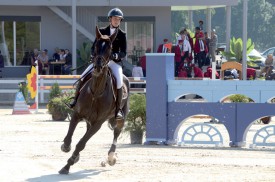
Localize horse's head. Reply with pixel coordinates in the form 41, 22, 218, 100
92, 26, 118, 75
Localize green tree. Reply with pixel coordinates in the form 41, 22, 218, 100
231, 0, 275, 50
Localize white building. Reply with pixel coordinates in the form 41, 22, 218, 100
0, 0, 238, 77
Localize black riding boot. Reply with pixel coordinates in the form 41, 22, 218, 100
68, 80, 83, 108
115, 88, 124, 120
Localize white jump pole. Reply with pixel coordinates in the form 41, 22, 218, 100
35, 61, 39, 113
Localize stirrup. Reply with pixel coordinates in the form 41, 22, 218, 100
115, 110, 124, 120
65, 99, 76, 109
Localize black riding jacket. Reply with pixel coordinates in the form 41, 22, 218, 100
91, 25, 127, 63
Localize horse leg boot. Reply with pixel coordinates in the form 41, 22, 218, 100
115, 88, 124, 120
68, 80, 84, 108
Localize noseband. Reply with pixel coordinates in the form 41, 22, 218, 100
91, 55, 109, 68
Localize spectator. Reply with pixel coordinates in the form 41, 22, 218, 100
194, 28, 208, 68
177, 28, 194, 61
38, 49, 49, 75
132, 61, 143, 77
31, 48, 39, 66
0, 50, 4, 68
132, 62, 144, 88
179, 35, 192, 64
247, 68, 256, 80
62, 49, 72, 75
259, 54, 273, 76
178, 58, 203, 78
199, 20, 204, 31
21, 51, 32, 66
171, 44, 181, 77
209, 29, 218, 64
204, 67, 220, 79
204, 32, 211, 66
157, 38, 169, 53
52, 47, 60, 61
139, 48, 151, 77
59, 49, 66, 62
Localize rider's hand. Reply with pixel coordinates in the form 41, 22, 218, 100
110, 53, 118, 60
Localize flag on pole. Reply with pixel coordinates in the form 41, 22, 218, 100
27, 66, 37, 99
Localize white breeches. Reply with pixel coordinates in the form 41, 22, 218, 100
108, 60, 123, 89
81, 60, 123, 89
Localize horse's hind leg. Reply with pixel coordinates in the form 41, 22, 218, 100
61, 113, 80, 153
59, 121, 103, 174
105, 117, 124, 166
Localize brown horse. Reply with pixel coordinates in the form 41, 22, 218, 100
59, 26, 130, 174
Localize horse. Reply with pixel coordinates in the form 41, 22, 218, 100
59, 26, 130, 174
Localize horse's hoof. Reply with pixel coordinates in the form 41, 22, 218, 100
59, 167, 69, 175
101, 161, 106, 167
107, 152, 117, 166
61, 144, 71, 153
108, 157, 117, 166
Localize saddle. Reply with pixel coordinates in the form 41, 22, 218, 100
78, 67, 128, 101
107, 68, 128, 101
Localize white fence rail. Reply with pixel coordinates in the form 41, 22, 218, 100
0, 75, 146, 104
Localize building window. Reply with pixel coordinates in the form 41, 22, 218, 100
0, 16, 41, 66
98, 16, 154, 65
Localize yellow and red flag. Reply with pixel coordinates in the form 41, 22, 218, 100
27, 66, 37, 99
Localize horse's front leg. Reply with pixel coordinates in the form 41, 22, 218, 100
59, 121, 103, 174
103, 118, 124, 167
61, 113, 80, 153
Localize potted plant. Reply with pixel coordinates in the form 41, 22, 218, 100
47, 83, 73, 121
18, 81, 29, 104
124, 93, 146, 144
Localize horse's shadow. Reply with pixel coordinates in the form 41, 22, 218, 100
26, 169, 109, 182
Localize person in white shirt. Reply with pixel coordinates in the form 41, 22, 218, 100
176, 28, 189, 45
132, 62, 144, 88
178, 34, 191, 64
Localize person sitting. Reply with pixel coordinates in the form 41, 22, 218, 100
204, 66, 220, 79
178, 58, 203, 78
53, 47, 60, 61
247, 68, 256, 80
62, 49, 72, 75
259, 54, 273, 76
38, 49, 49, 75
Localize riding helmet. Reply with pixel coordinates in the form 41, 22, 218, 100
107, 8, 124, 19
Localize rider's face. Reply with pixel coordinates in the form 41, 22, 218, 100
110, 16, 122, 28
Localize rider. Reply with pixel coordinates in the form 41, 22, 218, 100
69, 7, 127, 120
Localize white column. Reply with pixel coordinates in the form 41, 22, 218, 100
206, 8, 211, 34
226, 6, 231, 53
72, 0, 77, 75
13, 21, 16, 66
35, 66, 39, 113
188, 10, 193, 30
242, 0, 248, 80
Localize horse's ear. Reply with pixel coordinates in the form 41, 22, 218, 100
110, 28, 118, 43
96, 26, 102, 39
